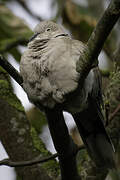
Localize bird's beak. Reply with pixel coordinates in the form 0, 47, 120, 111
29, 33, 40, 42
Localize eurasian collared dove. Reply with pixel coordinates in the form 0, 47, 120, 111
20, 21, 115, 168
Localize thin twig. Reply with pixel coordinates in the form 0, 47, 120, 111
0, 153, 57, 167
109, 104, 120, 121
0, 54, 23, 86
0, 145, 85, 167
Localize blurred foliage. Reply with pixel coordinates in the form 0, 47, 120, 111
62, 0, 96, 42
104, 67, 120, 180
0, 4, 32, 61
62, 0, 117, 56
105, 68, 120, 148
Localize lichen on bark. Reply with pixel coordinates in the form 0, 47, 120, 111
31, 127, 60, 178
0, 64, 60, 180
0, 67, 24, 111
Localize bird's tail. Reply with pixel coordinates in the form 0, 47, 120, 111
73, 98, 115, 169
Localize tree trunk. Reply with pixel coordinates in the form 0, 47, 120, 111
0, 67, 59, 180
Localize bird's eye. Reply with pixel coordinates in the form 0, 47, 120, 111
46, 28, 51, 32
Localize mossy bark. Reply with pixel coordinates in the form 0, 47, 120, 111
0, 67, 60, 180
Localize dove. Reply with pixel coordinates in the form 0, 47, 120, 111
20, 21, 115, 168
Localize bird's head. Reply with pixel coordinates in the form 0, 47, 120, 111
29, 21, 68, 45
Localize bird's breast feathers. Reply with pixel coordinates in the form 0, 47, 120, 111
20, 37, 93, 111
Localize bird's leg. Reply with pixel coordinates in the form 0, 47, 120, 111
45, 106, 81, 180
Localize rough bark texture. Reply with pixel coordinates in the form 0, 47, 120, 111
0, 66, 60, 180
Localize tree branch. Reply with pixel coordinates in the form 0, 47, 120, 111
0, 72, 57, 180
77, 0, 120, 85
0, 153, 57, 167
0, 145, 85, 167
0, 54, 23, 86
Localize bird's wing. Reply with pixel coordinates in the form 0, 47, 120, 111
73, 68, 115, 168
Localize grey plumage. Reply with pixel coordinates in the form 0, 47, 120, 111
20, 21, 93, 111
20, 21, 115, 168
